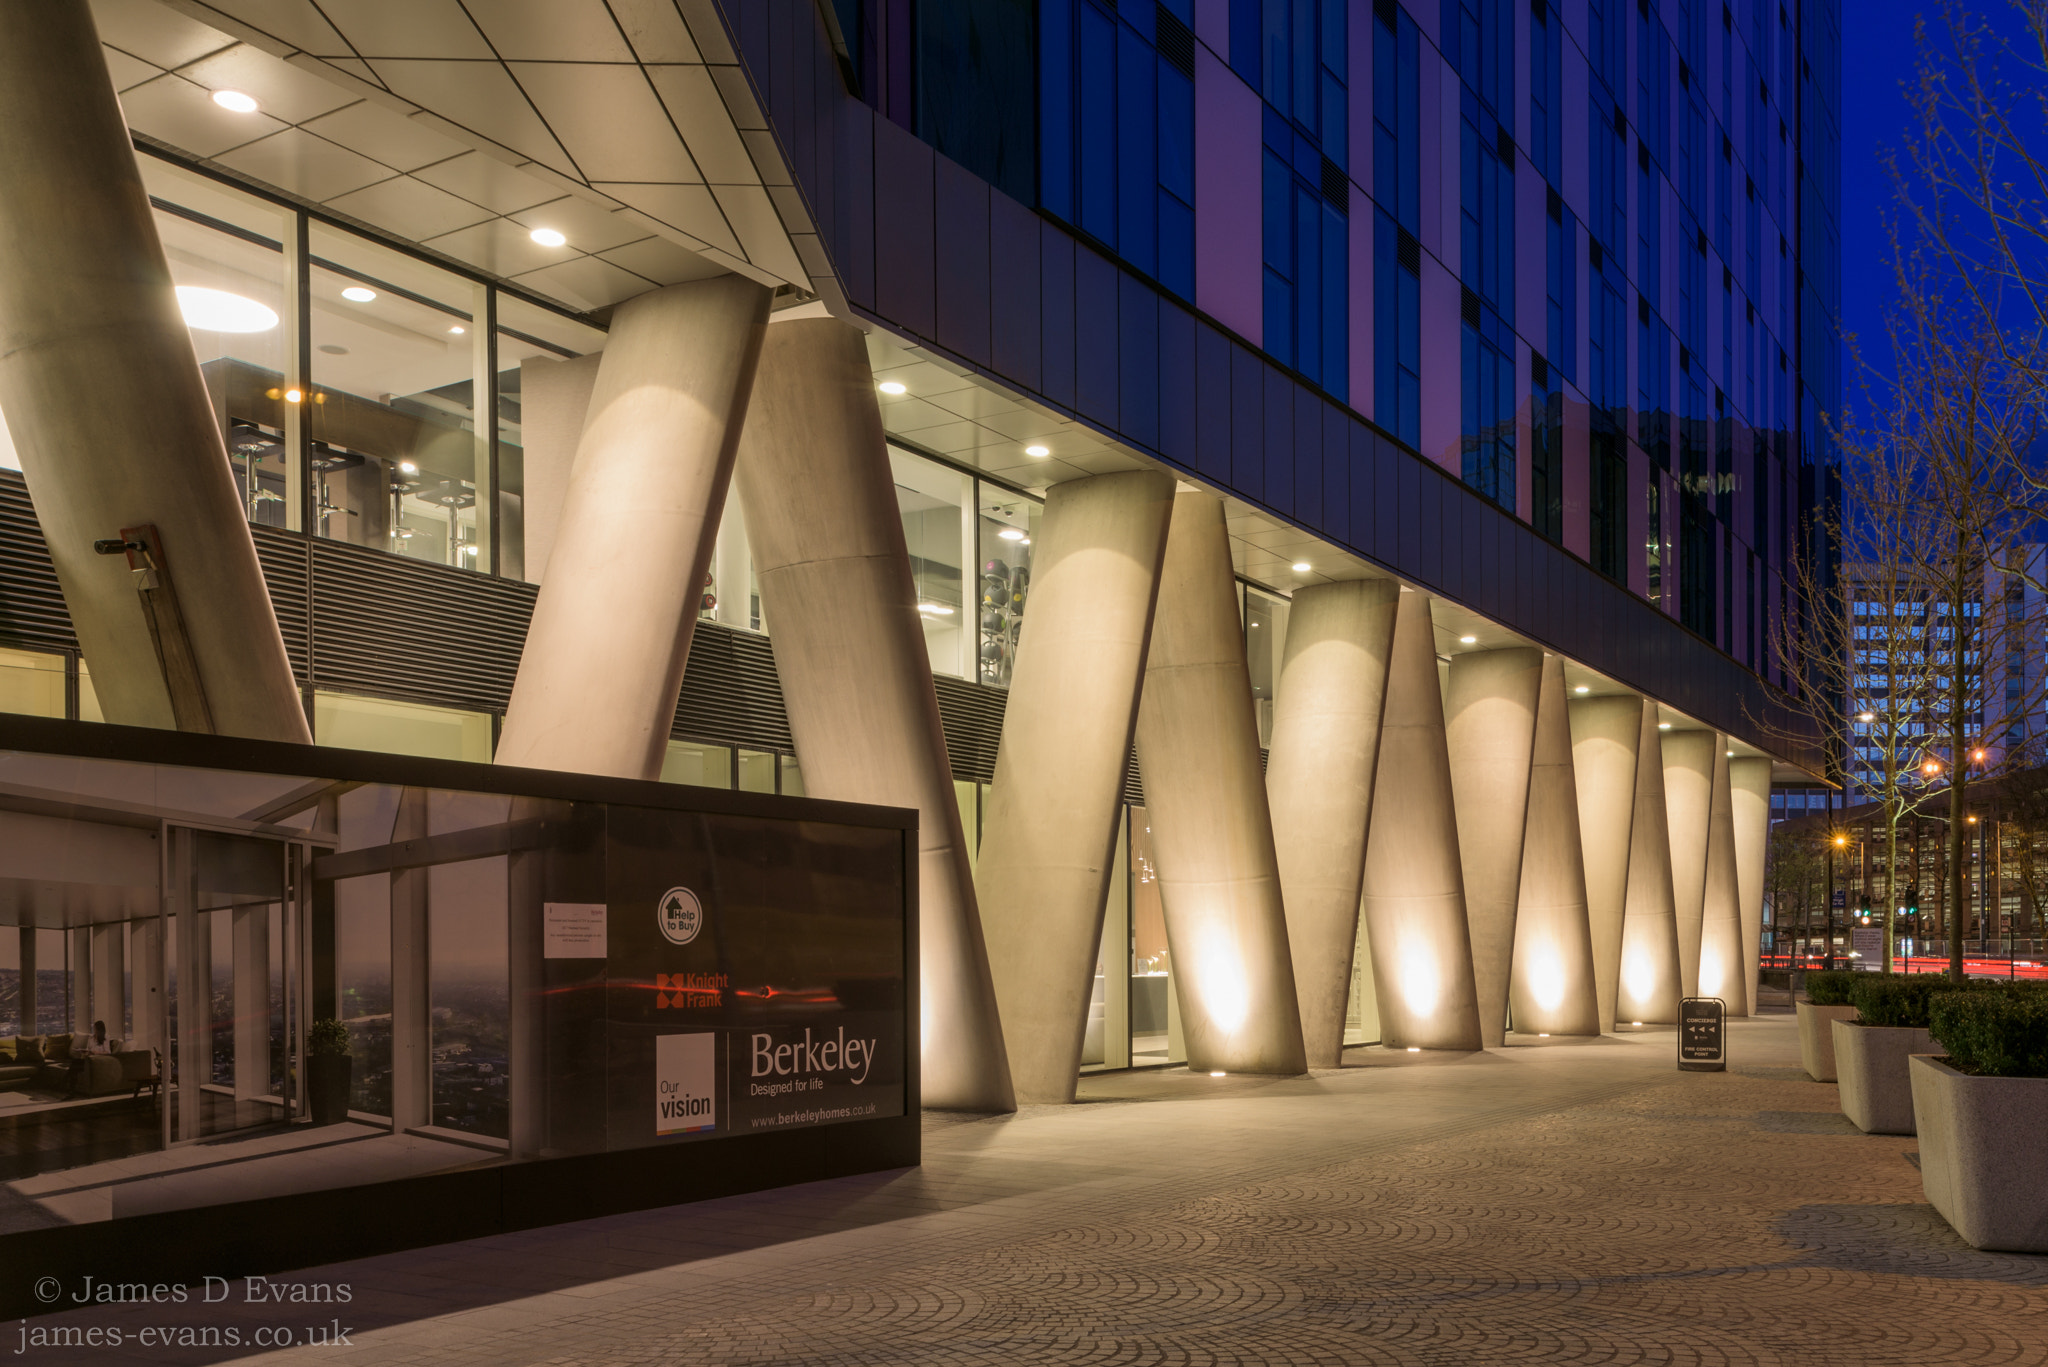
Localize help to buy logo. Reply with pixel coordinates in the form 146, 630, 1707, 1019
655, 1033, 717, 1135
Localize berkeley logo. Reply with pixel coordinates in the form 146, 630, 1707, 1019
657, 887, 704, 945
655, 1033, 717, 1135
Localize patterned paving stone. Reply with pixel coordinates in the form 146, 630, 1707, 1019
22, 1016, 2048, 1365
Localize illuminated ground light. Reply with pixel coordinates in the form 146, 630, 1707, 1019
1209, 1071, 1226, 1078
1406, 1047, 1421, 1053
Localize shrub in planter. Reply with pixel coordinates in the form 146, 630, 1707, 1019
306, 1018, 352, 1126
1833, 975, 1958, 1135
1911, 988, 2048, 1251
1797, 971, 1862, 1082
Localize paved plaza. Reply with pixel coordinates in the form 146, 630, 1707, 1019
24, 1012, 2047, 1365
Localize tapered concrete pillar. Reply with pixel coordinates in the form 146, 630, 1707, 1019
1510, 657, 1601, 1035
1570, 695, 1644, 1031
1444, 647, 1542, 1047
1730, 757, 1773, 1015
1700, 745, 1748, 1014
1266, 579, 1399, 1066
1134, 493, 1306, 1075
735, 318, 1013, 1112
976, 469, 1173, 1102
0, 3, 307, 742
1619, 704, 1683, 1023
498, 277, 770, 779
1359, 591, 1484, 1050
1663, 728, 1718, 998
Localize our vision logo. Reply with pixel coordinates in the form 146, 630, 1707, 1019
655, 1032, 717, 1135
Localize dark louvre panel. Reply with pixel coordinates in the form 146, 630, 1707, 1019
671, 624, 794, 752
934, 673, 1006, 783
1319, 155, 1349, 214
1155, 5, 1195, 77
304, 536, 534, 715
251, 529, 310, 681
0, 473, 76, 653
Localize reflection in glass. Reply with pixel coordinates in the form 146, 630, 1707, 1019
1128, 806, 1183, 1065
892, 448, 970, 678
307, 224, 486, 569
1244, 587, 1291, 747
429, 857, 509, 1139
1081, 806, 1132, 1071
0, 647, 65, 719
313, 692, 493, 763
976, 487, 1038, 687
661, 741, 734, 789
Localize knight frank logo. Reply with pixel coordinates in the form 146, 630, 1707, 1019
655, 1032, 717, 1135
655, 971, 728, 1009
657, 886, 704, 945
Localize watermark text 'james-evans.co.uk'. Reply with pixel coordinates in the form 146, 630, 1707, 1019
14, 1276, 354, 1354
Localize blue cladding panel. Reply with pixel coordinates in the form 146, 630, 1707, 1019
1195, 324, 1233, 483
1040, 0, 1074, 219
1262, 367, 1294, 516
1041, 232, 1077, 409
1294, 387, 1323, 527
934, 158, 991, 367
1158, 301, 1197, 467
1075, 248, 1120, 426
989, 196, 1043, 389
873, 119, 935, 336
1320, 403, 1348, 543
834, 103, 877, 309
1230, 343, 1264, 502
1117, 26, 1158, 277
1119, 273, 1161, 451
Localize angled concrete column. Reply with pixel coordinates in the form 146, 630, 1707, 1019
1570, 695, 1644, 1031
1699, 745, 1748, 1014
0, 2, 307, 741
1510, 657, 1601, 1036
1663, 728, 1719, 998
1134, 493, 1306, 1075
1444, 647, 1542, 1047
1730, 757, 1773, 1015
498, 277, 770, 779
735, 317, 1013, 1112
975, 469, 1172, 1102
1266, 579, 1399, 1066
1619, 704, 1683, 1023
1359, 591, 1484, 1050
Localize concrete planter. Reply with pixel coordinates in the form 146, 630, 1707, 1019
1910, 1055, 2048, 1252
1832, 1020, 1934, 1134
1797, 1001, 1858, 1081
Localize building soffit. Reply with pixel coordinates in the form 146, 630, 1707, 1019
96, 0, 830, 314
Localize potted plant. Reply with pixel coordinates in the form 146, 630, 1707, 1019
306, 1018, 352, 1126
1912, 986, 2048, 1251
1835, 974, 1954, 1134
1797, 970, 1859, 1082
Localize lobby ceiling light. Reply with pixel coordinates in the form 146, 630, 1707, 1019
529, 227, 567, 248
998, 528, 1025, 541
341, 286, 377, 303
1458, 635, 1477, 645
1025, 444, 1050, 457
877, 381, 907, 395
398, 461, 418, 474
284, 388, 302, 403
917, 602, 954, 616
449, 325, 466, 335
1291, 561, 1312, 573
211, 89, 259, 113
174, 285, 277, 333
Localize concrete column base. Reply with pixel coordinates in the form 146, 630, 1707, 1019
1619, 704, 1683, 1023
1508, 657, 1600, 1036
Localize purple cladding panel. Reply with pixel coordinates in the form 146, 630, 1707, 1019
1420, 255, 1461, 473
1349, 201, 1374, 426
1565, 392, 1593, 561
1194, 46, 1261, 346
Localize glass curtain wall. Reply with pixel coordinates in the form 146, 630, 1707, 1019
138, 149, 597, 582
889, 444, 1043, 686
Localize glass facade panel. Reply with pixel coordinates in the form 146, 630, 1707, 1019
313, 692, 494, 763
892, 448, 972, 678
976, 486, 1038, 686
0, 647, 66, 719
778, 755, 805, 797
496, 294, 606, 586
737, 749, 778, 794
661, 741, 734, 789
143, 162, 296, 532
1245, 587, 1290, 747
428, 850, 509, 1139
76, 662, 103, 725
1128, 805, 1183, 1066
309, 224, 486, 571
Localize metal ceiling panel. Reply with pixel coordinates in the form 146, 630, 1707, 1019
507, 63, 701, 185
178, 43, 359, 123
214, 127, 395, 201
297, 100, 465, 173
118, 73, 284, 157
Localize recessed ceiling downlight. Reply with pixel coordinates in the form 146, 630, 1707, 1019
529, 227, 567, 248
998, 528, 1026, 541
877, 381, 907, 395
175, 285, 278, 333
341, 286, 377, 303
211, 89, 259, 113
